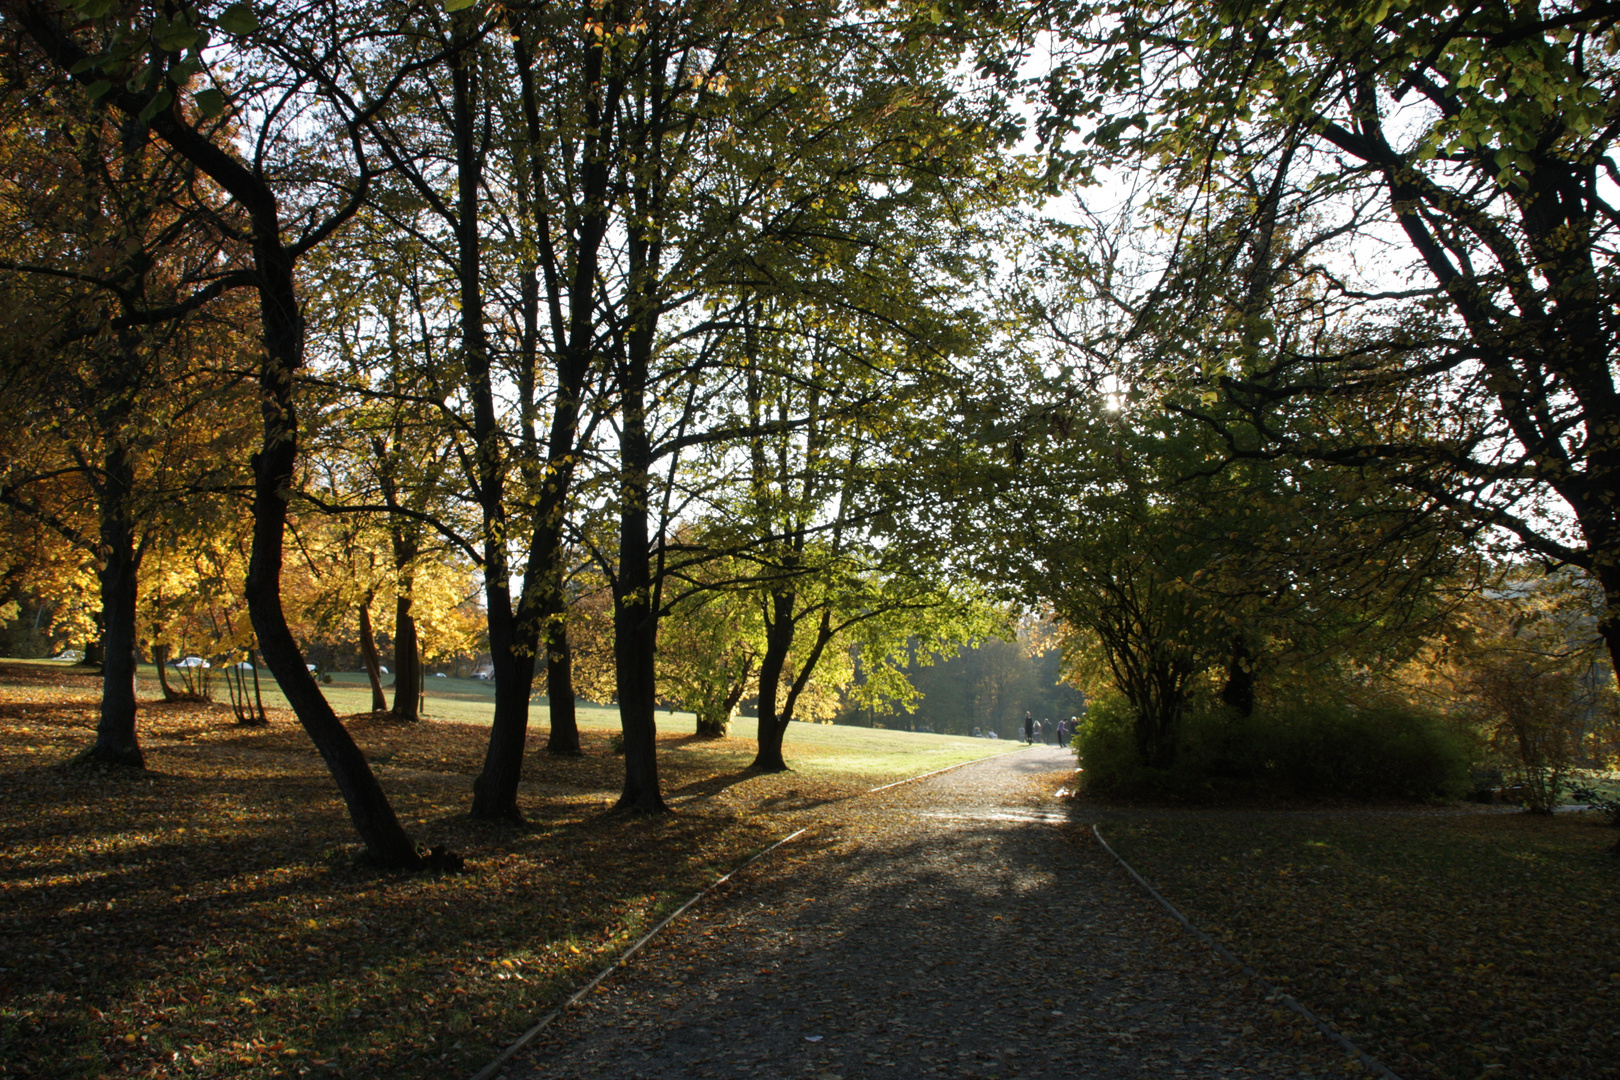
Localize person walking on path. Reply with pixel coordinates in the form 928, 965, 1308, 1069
1024, 709, 1034, 744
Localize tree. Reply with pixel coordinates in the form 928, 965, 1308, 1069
1035, 0, 1620, 685
0, 51, 253, 764
12, 0, 451, 867
656, 554, 762, 738
923, 346, 1476, 766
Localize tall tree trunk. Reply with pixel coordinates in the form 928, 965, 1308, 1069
612, 363, 667, 812
613, 515, 666, 810
544, 595, 582, 755
1220, 635, 1257, 717
83, 453, 142, 767
391, 590, 421, 722
511, 27, 607, 764
359, 599, 386, 713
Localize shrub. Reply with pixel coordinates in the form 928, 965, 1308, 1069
1470, 655, 1584, 813
1569, 783, 1620, 827
0, 618, 51, 659
1074, 694, 1470, 802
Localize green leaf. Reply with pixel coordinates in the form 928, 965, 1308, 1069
193, 87, 226, 118
87, 79, 114, 100
137, 87, 173, 123
217, 2, 259, 35
153, 14, 198, 52
442, 0, 478, 10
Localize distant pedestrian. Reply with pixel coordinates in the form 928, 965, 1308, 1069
1031, 718, 1042, 744
1023, 711, 1034, 744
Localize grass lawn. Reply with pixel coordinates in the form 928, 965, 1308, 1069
0, 659, 1018, 1080
1092, 806, 1620, 1080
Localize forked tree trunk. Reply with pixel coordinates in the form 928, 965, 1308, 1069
750, 591, 797, 773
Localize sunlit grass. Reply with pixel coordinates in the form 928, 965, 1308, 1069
86, 658, 1022, 779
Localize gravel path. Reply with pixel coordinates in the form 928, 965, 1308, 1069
497, 747, 1346, 1079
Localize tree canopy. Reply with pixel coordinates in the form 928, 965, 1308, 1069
3, 0, 1615, 860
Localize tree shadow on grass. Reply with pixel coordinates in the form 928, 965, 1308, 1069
754, 788, 850, 812
668, 767, 766, 802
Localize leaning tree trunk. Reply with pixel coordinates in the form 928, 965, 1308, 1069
358, 599, 387, 712
244, 275, 423, 868
697, 658, 754, 738
17, 0, 427, 869
152, 642, 179, 703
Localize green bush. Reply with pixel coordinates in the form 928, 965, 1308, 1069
1075, 694, 1470, 802
0, 619, 51, 660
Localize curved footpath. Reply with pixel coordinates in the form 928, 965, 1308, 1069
497, 746, 1346, 1079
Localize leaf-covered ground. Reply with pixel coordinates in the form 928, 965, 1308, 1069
0, 663, 921, 1079
1085, 800, 1620, 1080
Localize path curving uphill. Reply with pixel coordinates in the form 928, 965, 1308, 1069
498, 746, 1342, 1079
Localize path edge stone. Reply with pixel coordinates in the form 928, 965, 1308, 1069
466, 827, 809, 1080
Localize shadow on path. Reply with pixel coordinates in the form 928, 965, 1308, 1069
499, 745, 1340, 1080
